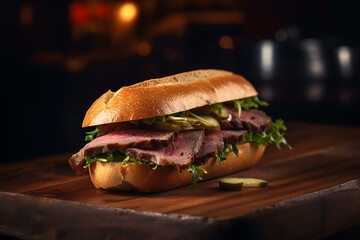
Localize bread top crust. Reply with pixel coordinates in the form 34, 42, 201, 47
82, 69, 257, 127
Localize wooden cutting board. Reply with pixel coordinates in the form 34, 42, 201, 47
1, 121, 360, 239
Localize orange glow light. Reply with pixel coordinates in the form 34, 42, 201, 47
97, 2, 109, 21
70, 2, 88, 26
118, 2, 138, 22
137, 42, 151, 56
219, 36, 234, 50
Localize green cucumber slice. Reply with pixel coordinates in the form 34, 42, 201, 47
240, 178, 268, 188
219, 177, 267, 190
219, 178, 244, 191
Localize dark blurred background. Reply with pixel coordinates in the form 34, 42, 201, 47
1, 0, 359, 163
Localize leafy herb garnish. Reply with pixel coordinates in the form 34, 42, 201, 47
241, 119, 291, 149
240, 96, 269, 110
85, 126, 102, 141
83, 157, 97, 168
215, 143, 239, 165
188, 164, 207, 191
215, 152, 228, 165
83, 151, 158, 170
226, 96, 268, 119
231, 143, 239, 157
252, 96, 269, 107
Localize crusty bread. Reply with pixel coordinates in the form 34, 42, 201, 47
83, 69, 265, 192
88, 143, 266, 192
82, 69, 257, 127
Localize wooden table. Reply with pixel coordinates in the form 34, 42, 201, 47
1, 121, 360, 239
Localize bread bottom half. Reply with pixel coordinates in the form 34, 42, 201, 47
89, 143, 266, 192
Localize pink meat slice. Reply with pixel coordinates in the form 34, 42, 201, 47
69, 130, 177, 175
126, 130, 205, 170
220, 107, 272, 133
195, 130, 247, 159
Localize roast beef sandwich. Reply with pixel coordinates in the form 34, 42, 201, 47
69, 69, 290, 192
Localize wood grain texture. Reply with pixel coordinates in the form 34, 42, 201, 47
1, 121, 360, 239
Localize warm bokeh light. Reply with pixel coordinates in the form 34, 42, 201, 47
338, 46, 352, 77
118, 2, 138, 22
261, 41, 274, 76
137, 42, 151, 56
65, 58, 86, 72
302, 40, 324, 78
219, 36, 234, 50
96, 2, 109, 21
19, 4, 34, 26
69, 2, 88, 26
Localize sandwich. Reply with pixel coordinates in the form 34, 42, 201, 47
69, 69, 290, 192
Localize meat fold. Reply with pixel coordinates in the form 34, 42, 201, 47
84, 130, 178, 155
195, 130, 247, 159
220, 108, 272, 133
69, 130, 177, 175
126, 130, 204, 170
240, 109, 272, 133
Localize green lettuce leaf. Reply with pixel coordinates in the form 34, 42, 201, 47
241, 119, 291, 149
231, 143, 239, 157
227, 96, 268, 119
85, 126, 102, 141
239, 96, 269, 110
215, 143, 239, 165
188, 164, 207, 191
215, 152, 228, 165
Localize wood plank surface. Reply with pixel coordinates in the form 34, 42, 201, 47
1, 121, 360, 239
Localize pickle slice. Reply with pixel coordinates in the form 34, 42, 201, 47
167, 120, 194, 130
196, 115, 220, 130
240, 178, 268, 188
219, 178, 243, 191
193, 105, 229, 120
219, 177, 267, 191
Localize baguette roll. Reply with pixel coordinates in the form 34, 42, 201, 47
70, 69, 274, 192
89, 143, 265, 192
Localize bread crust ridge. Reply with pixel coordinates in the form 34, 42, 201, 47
82, 69, 257, 127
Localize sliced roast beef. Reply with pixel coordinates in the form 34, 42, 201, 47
126, 130, 204, 170
218, 120, 234, 130
195, 130, 247, 159
239, 109, 272, 133
226, 105, 240, 119
84, 130, 178, 155
69, 130, 177, 175
97, 122, 138, 137
220, 107, 272, 133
